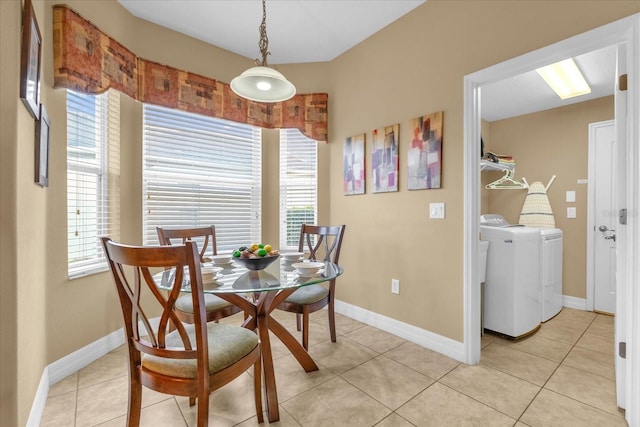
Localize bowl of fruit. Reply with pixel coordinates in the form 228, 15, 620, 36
232, 243, 280, 270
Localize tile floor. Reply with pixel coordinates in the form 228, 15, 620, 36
41, 308, 626, 426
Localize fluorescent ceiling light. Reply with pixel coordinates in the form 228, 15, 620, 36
536, 58, 591, 100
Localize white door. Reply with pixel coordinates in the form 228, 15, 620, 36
589, 120, 616, 314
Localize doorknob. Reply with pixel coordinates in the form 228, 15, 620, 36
598, 225, 609, 232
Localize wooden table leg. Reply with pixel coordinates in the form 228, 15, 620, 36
256, 311, 279, 422
217, 292, 280, 422
267, 316, 319, 372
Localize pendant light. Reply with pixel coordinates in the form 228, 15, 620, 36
230, 0, 296, 103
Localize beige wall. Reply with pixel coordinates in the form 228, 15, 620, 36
1, 0, 638, 423
326, 1, 637, 341
483, 97, 614, 299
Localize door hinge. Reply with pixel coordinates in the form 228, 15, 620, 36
619, 74, 628, 91
619, 342, 626, 359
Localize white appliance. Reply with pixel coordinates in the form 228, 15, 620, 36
480, 214, 541, 338
539, 228, 563, 321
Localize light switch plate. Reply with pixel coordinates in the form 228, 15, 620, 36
429, 202, 445, 219
567, 207, 577, 219
566, 191, 576, 202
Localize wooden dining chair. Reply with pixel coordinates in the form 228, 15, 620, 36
101, 237, 263, 427
156, 226, 242, 324
277, 224, 346, 350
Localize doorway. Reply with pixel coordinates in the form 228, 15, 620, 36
587, 120, 617, 314
463, 14, 639, 424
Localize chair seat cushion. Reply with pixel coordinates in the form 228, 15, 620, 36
142, 323, 258, 379
284, 284, 329, 305
175, 293, 232, 314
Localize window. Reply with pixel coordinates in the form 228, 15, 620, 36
279, 129, 318, 250
142, 105, 261, 254
67, 90, 120, 278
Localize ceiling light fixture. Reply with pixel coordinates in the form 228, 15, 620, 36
230, 0, 296, 103
536, 58, 591, 100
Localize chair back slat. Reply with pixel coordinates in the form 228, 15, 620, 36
101, 237, 206, 361
299, 224, 346, 264
156, 225, 218, 262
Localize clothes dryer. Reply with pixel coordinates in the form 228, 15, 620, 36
480, 215, 541, 338
538, 228, 563, 321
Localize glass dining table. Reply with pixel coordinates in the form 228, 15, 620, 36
155, 257, 343, 423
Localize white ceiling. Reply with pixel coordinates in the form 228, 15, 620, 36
481, 45, 617, 122
117, 0, 616, 121
117, 0, 426, 64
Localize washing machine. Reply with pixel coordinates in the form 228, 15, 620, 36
480, 214, 541, 338
538, 228, 563, 321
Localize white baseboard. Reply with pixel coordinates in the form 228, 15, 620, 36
334, 300, 466, 363
563, 295, 588, 311
29, 319, 159, 426
26, 367, 50, 427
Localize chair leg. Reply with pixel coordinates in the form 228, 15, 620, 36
127, 369, 142, 427
328, 298, 337, 343
253, 355, 264, 423
296, 313, 302, 331
196, 390, 209, 427
302, 307, 310, 350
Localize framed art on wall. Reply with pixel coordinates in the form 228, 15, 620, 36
35, 104, 50, 187
343, 133, 366, 195
372, 124, 399, 193
408, 111, 444, 190
20, 0, 42, 119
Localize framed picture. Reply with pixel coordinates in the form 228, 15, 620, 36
343, 133, 366, 195
35, 104, 50, 187
371, 124, 399, 193
408, 111, 444, 190
20, 0, 42, 119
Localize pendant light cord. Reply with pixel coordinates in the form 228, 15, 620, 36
256, 0, 271, 66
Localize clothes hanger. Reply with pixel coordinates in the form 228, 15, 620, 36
485, 169, 529, 189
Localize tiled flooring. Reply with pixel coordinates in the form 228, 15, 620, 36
41, 308, 625, 426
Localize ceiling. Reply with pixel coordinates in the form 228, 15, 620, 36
481, 45, 617, 122
117, 0, 616, 121
117, 0, 425, 64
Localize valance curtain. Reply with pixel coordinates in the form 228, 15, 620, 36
52, 5, 328, 142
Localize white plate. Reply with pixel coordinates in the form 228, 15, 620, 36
296, 269, 324, 278
202, 266, 224, 273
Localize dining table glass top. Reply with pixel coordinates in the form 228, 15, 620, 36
154, 257, 343, 294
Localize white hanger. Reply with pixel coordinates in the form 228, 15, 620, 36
485, 169, 529, 190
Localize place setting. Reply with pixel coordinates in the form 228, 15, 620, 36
291, 261, 325, 278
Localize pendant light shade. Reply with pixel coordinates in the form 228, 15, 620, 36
231, 66, 296, 103
230, 0, 296, 103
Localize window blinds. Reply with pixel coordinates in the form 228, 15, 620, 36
279, 129, 318, 250
67, 90, 120, 278
142, 105, 262, 253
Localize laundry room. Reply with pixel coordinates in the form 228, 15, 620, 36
480, 94, 614, 326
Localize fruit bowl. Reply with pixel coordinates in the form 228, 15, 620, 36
233, 255, 280, 271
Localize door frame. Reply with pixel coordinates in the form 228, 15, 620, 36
586, 119, 615, 313
463, 13, 639, 424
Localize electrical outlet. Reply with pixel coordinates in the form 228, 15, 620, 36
391, 279, 400, 294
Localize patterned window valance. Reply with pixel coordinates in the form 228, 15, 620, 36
52, 5, 328, 142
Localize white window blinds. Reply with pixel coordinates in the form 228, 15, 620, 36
142, 105, 261, 253
67, 90, 120, 278
279, 129, 318, 250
